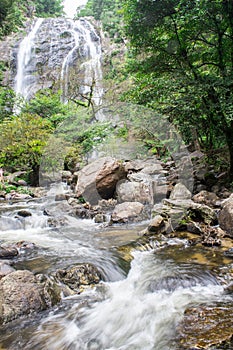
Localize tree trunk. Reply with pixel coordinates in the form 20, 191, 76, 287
225, 127, 233, 181
29, 164, 40, 186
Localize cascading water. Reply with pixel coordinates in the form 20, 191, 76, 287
14, 18, 44, 110
7, 10, 233, 350
14, 16, 104, 113
0, 187, 232, 349
60, 18, 104, 107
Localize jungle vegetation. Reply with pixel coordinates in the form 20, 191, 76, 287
0, 0, 233, 185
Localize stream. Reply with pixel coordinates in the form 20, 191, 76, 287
0, 185, 233, 349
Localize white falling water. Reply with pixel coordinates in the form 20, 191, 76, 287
60, 19, 81, 103
14, 18, 44, 101
60, 18, 104, 110
14, 16, 104, 117
79, 19, 104, 107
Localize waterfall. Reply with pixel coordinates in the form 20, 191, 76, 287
60, 18, 104, 108
14, 17, 104, 113
14, 18, 44, 101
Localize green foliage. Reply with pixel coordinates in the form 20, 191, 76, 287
64, 146, 82, 172
0, 183, 17, 193
0, 113, 53, 182
123, 0, 233, 177
0, 0, 63, 37
22, 89, 68, 127
55, 108, 114, 154
0, 86, 15, 121
77, 0, 124, 42
35, 0, 63, 17
0, 62, 15, 120
76, 122, 114, 153
0, 0, 26, 37
0, 182, 33, 194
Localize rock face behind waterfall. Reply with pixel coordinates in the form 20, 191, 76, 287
10, 17, 103, 101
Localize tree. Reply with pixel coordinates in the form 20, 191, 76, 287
0, 0, 14, 25
34, 0, 64, 17
124, 0, 233, 179
22, 89, 68, 127
0, 113, 53, 185
0, 0, 63, 38
77, 0, 124, 41
0, 63, 15, 120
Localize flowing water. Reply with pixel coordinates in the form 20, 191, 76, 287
9, 10, 233, 350
14, 17, 104, 110
14, 18, 44, 103
60, 18, 103, 106
0, 185, 232, 349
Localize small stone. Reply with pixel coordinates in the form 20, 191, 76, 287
55, 194, 67, 201
0, 247, 18, 259
94, 214, 107, 223
17, 179, 27, 186
17, 210, 32, 217
147, 215, 165, 233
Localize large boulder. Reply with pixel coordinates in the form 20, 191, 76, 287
123, 158, 163, 174
111, 202, 146, 223
192, 190, 220, 207
116, 180, 152, 204
123, 158, 168, 205
147, 198, 217, 235
76, 157, 126, 205
219, 194, 233, 237
0, 262, 15, 279
170, 183, 192, 200
163, 199, 217, 225
0, 270, 61, 324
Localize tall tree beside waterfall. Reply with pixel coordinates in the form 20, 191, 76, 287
123, 0, 233, 180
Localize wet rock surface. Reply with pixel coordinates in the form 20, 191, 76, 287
0, 246, 18, 259
54, 263, 103, 295
0, 270, 57, 324
177, 304, 233, 349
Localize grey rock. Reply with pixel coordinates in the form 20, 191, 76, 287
116, 180, 152, 204
76, 157, 126, 205
219, 194, 233, 237
0, 270, 61, 324
111, 202, 145, 223
170, 183, 192, 200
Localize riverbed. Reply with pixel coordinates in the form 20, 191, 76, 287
0, 186, 233, 349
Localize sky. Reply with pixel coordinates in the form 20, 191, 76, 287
63, 0, 88, 18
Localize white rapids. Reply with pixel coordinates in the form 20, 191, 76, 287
25, 250, 227, 350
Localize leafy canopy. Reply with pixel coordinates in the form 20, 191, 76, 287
0, 113, 53, 175
123, 0, 233, 177
0, 0, 64, 37
77, 0, 124, 41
